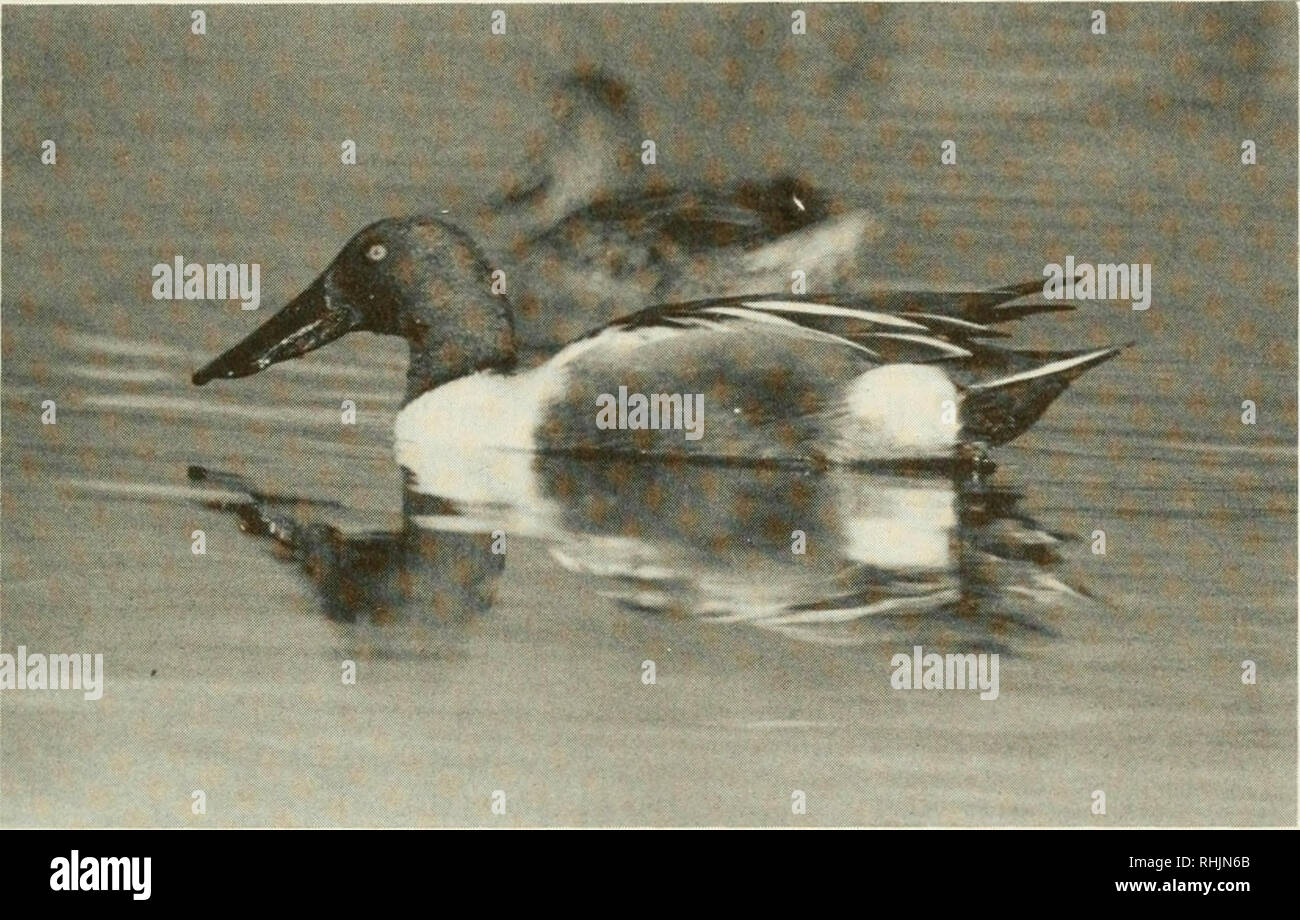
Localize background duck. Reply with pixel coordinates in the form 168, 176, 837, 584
464, 67, 886, 351
193, 216, 1126, 489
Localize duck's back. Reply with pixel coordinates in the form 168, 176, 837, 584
507, 189, 884, 351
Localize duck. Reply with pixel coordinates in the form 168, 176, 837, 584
192, 216, 1129, 503
443, 67, 886, 351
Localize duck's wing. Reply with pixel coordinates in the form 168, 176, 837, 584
601, 276, 1083, 347
570, 285, 1129, 446
534, 287, 1127, 461
580, 175, 833, 251
597, 293, 997, 366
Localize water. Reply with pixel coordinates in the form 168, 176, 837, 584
1, 3, 1295, 826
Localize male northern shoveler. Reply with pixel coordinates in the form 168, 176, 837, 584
193, 216, 1128, 500
455, 67, 885, 350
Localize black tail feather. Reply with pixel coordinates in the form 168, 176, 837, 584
980, 301, 1077, 323
962, 345, 1130, 445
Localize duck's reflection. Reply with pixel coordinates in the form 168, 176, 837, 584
190, 467, 502, 658
527, 458, 1079, 648
194, 457, 1087, 655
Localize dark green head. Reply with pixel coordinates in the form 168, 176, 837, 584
193, 217, 516, 398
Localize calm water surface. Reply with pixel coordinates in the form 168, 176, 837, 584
1, 4, 1295, 825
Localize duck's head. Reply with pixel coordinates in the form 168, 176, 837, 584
548, 67, 641, 187
193, 217, 515, 398
498, 67, 644, 229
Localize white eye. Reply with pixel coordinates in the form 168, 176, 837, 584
366, 244, 387, 262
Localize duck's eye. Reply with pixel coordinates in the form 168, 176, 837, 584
366, 244, 388, 262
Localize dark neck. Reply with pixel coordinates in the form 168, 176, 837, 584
404, 337, 518, 404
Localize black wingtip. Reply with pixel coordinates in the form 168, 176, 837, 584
986, 301, 1078, 322
963, 342, 1131, 445
957, 273, 1092, 320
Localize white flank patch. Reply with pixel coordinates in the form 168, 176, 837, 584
840, 363, 960, 459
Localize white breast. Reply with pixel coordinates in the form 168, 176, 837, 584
393, 325, 688, 508
393, 368, 560, 508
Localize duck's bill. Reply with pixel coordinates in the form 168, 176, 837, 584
192, 277, 357, 385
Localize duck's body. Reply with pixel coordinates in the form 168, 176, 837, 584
392, 289, 1123, 499
191, 214, 1127, 502
391, 331, 956, 507
395, 312, 957, 468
